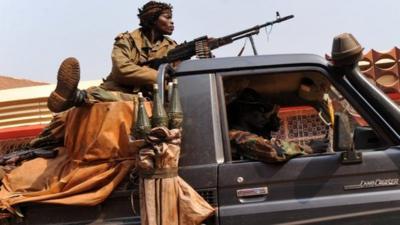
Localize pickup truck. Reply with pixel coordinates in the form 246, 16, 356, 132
8, 45, 400, 224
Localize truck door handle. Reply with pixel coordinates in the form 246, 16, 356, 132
236, 187, 268, 203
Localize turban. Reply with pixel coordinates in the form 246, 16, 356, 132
138, 1, 173, 29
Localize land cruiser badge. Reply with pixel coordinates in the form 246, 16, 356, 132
344, 178, 399, 190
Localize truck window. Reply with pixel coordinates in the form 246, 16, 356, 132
222, 70, 376, 162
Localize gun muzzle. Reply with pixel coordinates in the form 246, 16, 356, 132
275, 15, 294, 23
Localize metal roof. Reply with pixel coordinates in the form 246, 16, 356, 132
0, 75, 47, 90
175, 54, 330, 76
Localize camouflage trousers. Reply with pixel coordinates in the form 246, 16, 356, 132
84, 86, 137, 103
229, 129, 311, 163
30, 86, 138, 149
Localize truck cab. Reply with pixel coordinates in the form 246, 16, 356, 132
11, 53, 400, 225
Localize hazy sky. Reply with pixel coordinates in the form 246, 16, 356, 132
1, 0, 400, 83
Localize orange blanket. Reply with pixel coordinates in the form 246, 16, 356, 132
0, 102, 146, 213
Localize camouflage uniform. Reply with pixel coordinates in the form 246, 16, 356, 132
100, 28, 177, 94
85, 28, 177, 102
30, 29, 176, 149
229, 129, 311, 163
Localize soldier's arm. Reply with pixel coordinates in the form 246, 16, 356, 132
229, 130, 286, 163
111, 37, 158, 86
272, 139, 312, 156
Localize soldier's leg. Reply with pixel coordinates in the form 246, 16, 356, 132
30, 89, 135, 149
47, 57, 86, 113
41, 57, 137, 150
47, 57, 135, 113
85, 86, 135, 102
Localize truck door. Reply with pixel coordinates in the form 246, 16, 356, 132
217, 68, 400, 225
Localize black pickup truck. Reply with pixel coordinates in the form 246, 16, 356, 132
11, 50, 400, 224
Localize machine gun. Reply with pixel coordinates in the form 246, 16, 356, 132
0, 149, 58, 166
143, 13, 294, 69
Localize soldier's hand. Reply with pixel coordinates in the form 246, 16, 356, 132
170, 61, 181, 69
147, 58, 168, 70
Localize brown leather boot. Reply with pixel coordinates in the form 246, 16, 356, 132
47, 57, 82, 113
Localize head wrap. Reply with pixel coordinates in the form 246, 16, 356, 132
138, 1, 173, 29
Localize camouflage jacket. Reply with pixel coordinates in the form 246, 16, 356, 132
101, 28, 177, 93
229, 129, 311, 163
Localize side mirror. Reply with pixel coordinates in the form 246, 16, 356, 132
333, 112, 352, 151
333, 113, 362, 164
353, 126, 385, 150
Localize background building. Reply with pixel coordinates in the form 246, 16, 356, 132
0, 76, 100, 153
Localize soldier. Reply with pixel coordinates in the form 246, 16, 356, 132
30, 1, 177, 149
227, 88, 326, 163
47, 1, 177, 113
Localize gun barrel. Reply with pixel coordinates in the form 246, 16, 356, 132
219, 25, 262, 43
214, 14, 295, 48
231, 30, 260, 41
268, 15, 294, 25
